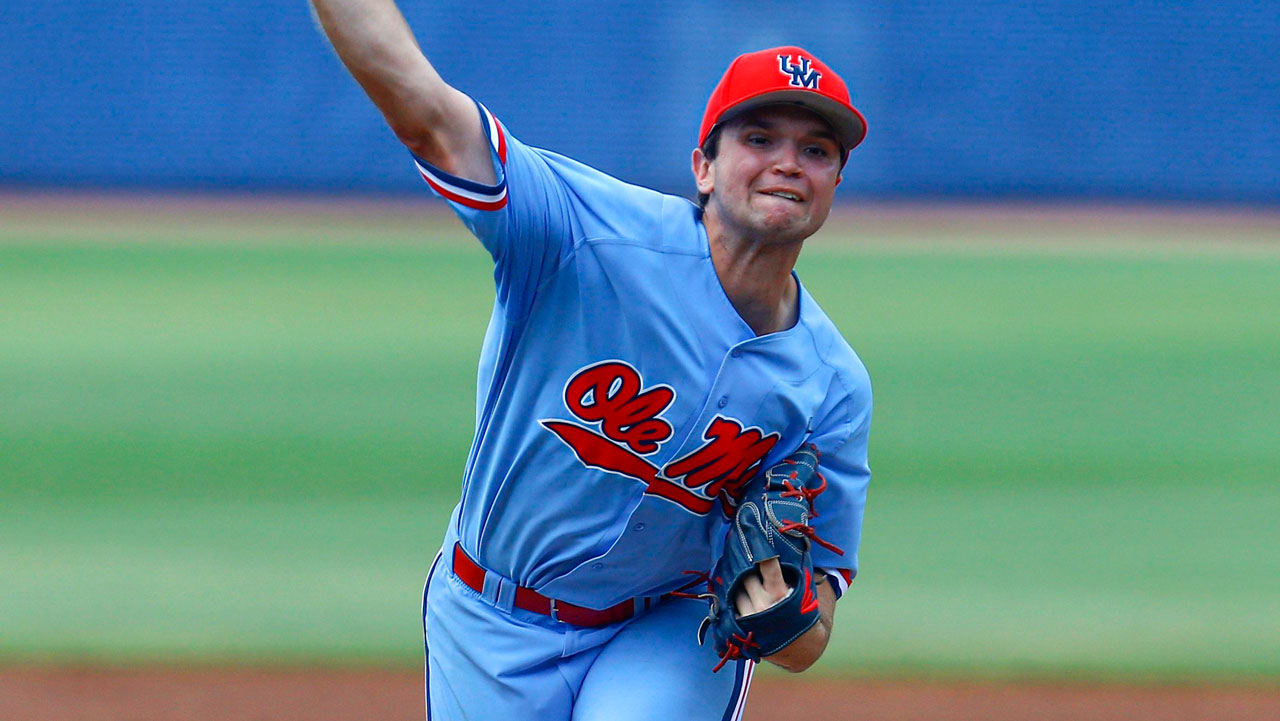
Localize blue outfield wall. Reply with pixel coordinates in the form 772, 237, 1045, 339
2, 1, 1277, 202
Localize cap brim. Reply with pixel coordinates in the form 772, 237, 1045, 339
717, 90, 868, 152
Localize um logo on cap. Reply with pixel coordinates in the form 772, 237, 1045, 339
778, 54, 821, 89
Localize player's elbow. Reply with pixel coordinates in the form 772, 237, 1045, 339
767, 647, 824, 673
764, 619, 830, 673
781, 641, 827, 673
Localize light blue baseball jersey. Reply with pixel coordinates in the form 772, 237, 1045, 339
414, 99, 872, 610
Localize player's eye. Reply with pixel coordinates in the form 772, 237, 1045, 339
745, 133, 770, 147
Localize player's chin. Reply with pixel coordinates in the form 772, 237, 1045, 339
754, 210, 818, 243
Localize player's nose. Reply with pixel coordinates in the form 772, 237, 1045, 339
771, 142, 803, 176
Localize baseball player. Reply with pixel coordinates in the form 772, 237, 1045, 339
312, 3, 872, 719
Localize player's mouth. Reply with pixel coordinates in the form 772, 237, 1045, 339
759, 188, 805, 203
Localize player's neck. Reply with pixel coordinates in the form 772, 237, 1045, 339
704, 212, 802, 337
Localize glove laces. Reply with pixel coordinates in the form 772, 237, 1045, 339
774, 443, 829, 516
667, 570, 716, 601
776, 520, 845, 556
712, 631, 759, 673
775, 444, 844, 555
779, 473, 828, 517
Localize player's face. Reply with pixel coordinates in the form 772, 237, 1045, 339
694, 106, 843, 244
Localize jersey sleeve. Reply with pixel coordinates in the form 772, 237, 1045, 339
409, 97, 579, 316
807, 376, 873, 599
816, 567, 855, 600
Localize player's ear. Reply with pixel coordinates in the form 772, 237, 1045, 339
692, 147, 714, 195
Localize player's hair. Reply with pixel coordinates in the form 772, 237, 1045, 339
696, 127, 722, 209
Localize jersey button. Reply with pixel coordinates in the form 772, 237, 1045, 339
717, 396, 728, 408
731, 349, 742, 358
592, 563, 604, 571
632, 522, 645, 532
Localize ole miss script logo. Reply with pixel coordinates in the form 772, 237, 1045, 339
540, 360, 779, 516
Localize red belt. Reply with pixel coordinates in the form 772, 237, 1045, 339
451, 543, 638, 627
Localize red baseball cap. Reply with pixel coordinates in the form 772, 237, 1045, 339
699, 46, 867, 155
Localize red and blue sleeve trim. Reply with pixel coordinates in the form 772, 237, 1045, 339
411, 99, 508, 211
816, 567, 853, 600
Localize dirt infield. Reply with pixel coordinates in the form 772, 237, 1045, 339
4, 667, 1278, 721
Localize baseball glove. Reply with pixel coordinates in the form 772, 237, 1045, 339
689, 444, 844, 671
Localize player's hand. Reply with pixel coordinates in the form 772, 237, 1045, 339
733, 557, 793, 617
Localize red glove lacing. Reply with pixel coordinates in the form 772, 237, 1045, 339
667, 570, 714, 600
712, 631, 760, 673
777, 520, 845, 556
776, 445, 845, 556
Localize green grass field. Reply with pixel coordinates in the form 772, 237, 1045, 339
2, 204, 1278, 682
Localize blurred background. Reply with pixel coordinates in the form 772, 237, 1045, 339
2, 1, 1278, 719
4, 1, 1278, 200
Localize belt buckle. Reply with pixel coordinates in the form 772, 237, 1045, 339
548, 598, 564, 623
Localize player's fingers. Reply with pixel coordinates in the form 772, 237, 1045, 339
734, 576, 758, 617
742, 571, 773, 615
758, 557, 790, 604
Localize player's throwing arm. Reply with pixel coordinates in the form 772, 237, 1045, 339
309, 0, 493, 183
